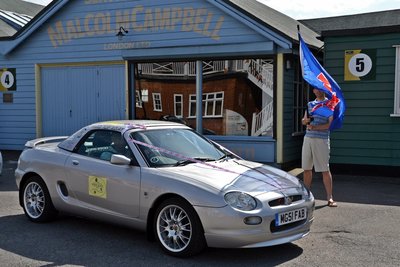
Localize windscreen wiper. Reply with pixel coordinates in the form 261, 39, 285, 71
175, 157, 216, 166
217, 153, 232, 162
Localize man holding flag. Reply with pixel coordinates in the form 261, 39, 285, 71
298, 27, 346, 208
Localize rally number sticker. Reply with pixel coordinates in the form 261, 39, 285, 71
88, 176, 107, 199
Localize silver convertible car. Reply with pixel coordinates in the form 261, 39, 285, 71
15, 120, 314, 257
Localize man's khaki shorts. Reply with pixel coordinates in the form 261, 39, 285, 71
302, 136, 330, 172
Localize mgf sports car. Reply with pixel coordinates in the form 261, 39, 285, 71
15, 120, 314, 257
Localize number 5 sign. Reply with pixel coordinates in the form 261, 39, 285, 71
344, 50, 376, 81
0, 68, 16, 91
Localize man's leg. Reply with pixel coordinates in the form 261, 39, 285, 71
303, 169, 313, 189
322, 170, 336, 206
301, 137, 313, 189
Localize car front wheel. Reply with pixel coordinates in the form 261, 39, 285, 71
154, 198, 206, 257
21, 176, 58, 222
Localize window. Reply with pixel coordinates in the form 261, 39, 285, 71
292, 55, 311, 135
153, 93, 162, 111
131, 59, 274, 136
392, 45, 400, 116
76, 130, 133, 161
135, 89, 148, 108
131, 128, 227, 167
135, 91, 142, 108
174, 94, 183, 117
188, 92, 224, 118
189, 95, 196, 117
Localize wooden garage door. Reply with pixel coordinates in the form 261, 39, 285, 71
41, 64, 126, 136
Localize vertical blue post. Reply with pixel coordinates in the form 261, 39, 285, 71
196, 60, 203, 134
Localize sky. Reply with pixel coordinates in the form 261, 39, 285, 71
24, 0, 400, 20
257, 0, 400, 19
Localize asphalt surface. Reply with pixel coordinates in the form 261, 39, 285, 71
0, 150, 399, 267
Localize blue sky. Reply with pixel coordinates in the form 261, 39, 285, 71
24, 0, 400, 19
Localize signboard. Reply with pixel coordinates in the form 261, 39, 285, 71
224, 109, 248, 136
344, 50, 376, 81
0, 68, 16, 91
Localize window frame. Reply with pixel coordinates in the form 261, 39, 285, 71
135, 90, 142, 108
135, 89, 148, 108
188, 91, 224, 118
152, 92, 162, 112
174, 94, 183, 118
392, 45, 400, 116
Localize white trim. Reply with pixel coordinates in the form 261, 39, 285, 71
135, 89, 149, 108
188, 92, 224, 118
35, 64, 42, 138
393, 45, 400, 115
152, 93, 162, 112
276, 54, 284, 164
174, 94, 183, 117
135, 90, 142, 108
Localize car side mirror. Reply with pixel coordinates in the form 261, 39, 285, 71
110, 154, 132, 165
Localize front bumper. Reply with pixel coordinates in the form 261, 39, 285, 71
194, 197, 315, 248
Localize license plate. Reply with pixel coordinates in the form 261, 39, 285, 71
275, 208, 307, 226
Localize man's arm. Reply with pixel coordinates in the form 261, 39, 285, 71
302, 111, 311, 125
307, 116, 333, 131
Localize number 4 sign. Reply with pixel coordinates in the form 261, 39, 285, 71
0, 68, 16, 91
344, 50, 376, 81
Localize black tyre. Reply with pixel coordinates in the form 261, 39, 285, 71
154, 198, 206, 257
21, 176, 58, 222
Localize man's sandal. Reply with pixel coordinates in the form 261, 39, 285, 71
328, 200, 338, 207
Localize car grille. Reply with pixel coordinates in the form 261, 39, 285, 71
270, 218, 307, 233
268, 195, 302, 207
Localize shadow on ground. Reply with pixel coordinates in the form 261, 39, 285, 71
298, 172, 400, 207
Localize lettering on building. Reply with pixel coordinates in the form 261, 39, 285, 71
47, 4, 225, 48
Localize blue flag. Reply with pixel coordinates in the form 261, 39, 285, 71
299, 32, 345, 130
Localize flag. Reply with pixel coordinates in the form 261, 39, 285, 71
299, 31, 346, 130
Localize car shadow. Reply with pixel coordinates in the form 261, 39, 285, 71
0, 214, 303, 266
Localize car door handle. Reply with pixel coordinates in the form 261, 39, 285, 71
72, 160, 79, 166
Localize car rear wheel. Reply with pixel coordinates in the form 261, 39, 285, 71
21, 176, 58, 222
154, 198, 206, 257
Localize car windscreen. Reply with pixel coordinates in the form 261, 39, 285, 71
130, 128, 226, 167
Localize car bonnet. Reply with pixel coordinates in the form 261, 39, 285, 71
158, 159, 301, 195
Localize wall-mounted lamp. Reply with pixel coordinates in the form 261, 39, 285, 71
116, 26, 128, 40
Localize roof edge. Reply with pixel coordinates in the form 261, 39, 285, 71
321, 25, 400, 39
0, 0, 68, 55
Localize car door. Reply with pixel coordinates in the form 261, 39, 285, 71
64, 130, 141, 218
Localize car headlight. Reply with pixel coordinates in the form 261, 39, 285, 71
224, 191, 257, 211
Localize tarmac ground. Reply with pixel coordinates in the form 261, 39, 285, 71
0, 150, 399, 266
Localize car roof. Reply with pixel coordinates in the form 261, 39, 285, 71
58, 120, 189, 152
90, 120, 187, 131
